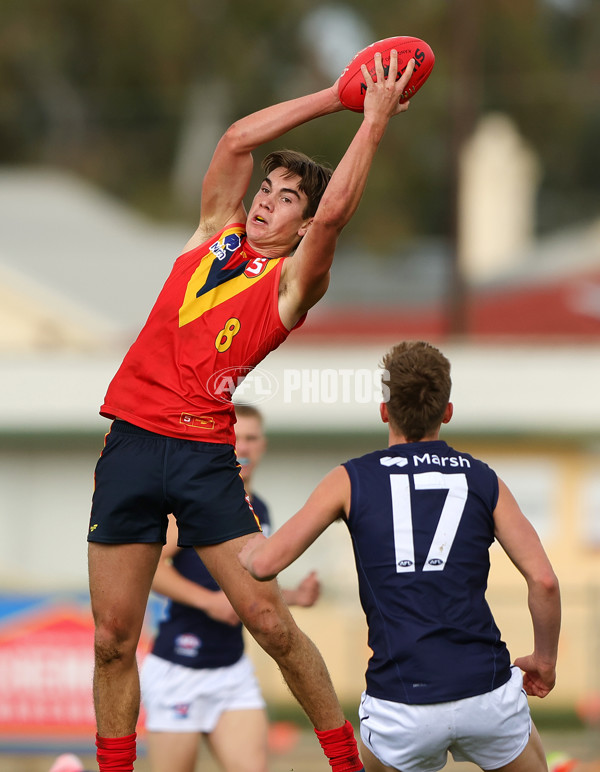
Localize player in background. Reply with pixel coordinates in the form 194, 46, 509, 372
240, 341, 562, 772
140, 405, 320, 772
88, 50, 417, 772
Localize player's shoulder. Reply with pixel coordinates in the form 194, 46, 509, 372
438, 441, 491, 466
342, 446, 384, 469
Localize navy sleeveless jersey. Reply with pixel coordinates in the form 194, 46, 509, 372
151, 494, 271, 669
343, 440, 511, 705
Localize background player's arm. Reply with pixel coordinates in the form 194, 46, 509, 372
493, 477, 561, 697
239, 466, 349, 581
184, 85, 344, 252
153, 516, 240, 626
279, 54, 415, 328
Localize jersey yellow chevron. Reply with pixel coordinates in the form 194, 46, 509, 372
179, 251, 280, 328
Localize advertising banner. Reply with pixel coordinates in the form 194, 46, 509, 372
0, 594, 156, 746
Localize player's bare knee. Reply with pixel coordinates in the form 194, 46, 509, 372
255, 625, 295, 662
242, 604, 296, 659
93, 620, 139, 668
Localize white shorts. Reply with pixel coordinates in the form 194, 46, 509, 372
359, 666, 531, 772
140, 652, 266, 733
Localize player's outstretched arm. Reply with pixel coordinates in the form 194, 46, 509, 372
493, 478, 561, 697
279, 52, 415, 327
238, 466, 349, 581
184, 84, 344, 251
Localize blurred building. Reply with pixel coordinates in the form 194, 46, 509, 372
0, 166, 599, 715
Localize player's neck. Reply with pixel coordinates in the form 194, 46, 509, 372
245, 234, 293, 260
388, 430, 441, 446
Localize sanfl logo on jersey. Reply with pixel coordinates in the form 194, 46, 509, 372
209, 233, 241, 261
380, 456, 409, 467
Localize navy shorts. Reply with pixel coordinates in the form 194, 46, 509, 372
88, 420, 261, 546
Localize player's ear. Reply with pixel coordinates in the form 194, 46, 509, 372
297, 217, 314, 239
442, 402, 453, 424
380, 402, 390, 424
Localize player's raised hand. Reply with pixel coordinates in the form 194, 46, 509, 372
329, 76, 343, 109
238, 532, 269, 579
362, 51, 414, 120
338, 36, 434, 112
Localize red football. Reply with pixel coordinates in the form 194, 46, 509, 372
338, 36, 435, 113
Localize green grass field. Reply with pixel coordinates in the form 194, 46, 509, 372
1, 720, 598, 772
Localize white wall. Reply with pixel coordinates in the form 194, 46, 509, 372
0, 442, 101, 589
2, 341, 600, 590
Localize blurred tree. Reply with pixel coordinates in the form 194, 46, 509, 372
0, 0, 598, 247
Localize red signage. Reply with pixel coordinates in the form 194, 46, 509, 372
0, 603, 150, 740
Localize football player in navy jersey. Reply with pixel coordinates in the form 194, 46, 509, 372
240, 341, 561, 772
140, 406, 320, 772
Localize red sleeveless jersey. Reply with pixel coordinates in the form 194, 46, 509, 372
101, 225, 299, 443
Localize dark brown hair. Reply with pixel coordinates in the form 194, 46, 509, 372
262, 149, 333, 218
381, 341, 451, 442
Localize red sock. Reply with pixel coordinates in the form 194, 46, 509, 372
314, 720, 364, 772
95, 733, 137, 772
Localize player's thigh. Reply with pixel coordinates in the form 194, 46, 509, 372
88, 542, 161, 642
359, 692, 450, 772
145, 730, 201, 772
197, 535, 290, 629
360, 739, 397, 772
208, 708, 269, 772
172, 440, 260, 547
452, 667, 534, 770
89, 424, 170, 544
489, 721, 547, 772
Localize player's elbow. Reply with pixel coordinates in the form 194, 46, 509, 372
219, 121, 253, 155
544, 570, 560, 598
312, 210, 348, 236
531, 566, 560, 599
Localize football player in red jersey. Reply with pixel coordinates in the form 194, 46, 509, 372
88, 52, 415, 772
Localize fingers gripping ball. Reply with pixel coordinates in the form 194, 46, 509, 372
338, 36, 435, 113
